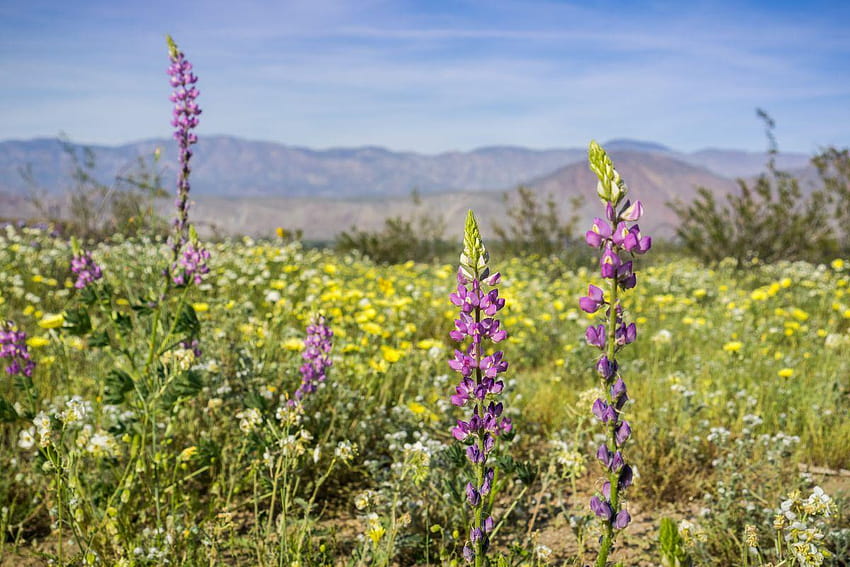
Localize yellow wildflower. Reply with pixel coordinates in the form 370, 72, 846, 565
38, 313, 64, 329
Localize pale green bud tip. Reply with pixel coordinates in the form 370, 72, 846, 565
166, 35, 179, 59
70, 236, 81, 256
587, 140, 627, 206
460, 210, 489, 280
188, 224, 199, 244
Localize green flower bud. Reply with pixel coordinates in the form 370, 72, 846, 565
460, 210, 490, 280
588, 140, 628, 206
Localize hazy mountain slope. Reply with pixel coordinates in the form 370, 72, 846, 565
0, 137, 583, 198
0, 136, 813, 200
527, 150, 741, 237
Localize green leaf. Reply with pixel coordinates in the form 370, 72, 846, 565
163, 370, 203, 405
0, 397, 19, 422
131, 300, 155, 317
79, 285, 98, 305
63, 308, 92, 336
174, 303, 200, 338
104, 369, 134, 405
112, 311, 132, 331
88, 330, 110, 348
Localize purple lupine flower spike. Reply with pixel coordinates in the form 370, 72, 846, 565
70, 250, 103, 289
292, 315, 333, 402
165, 36, 210, 286
450, 211, 509, 566
167, 36, 202, 244
0, 321, 35, 378
582, 141, 651, 566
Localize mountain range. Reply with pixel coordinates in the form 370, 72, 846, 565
0, 136, 817, 240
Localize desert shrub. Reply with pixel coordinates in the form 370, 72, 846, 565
669, 110, 838, 266
492, 186, 583, 259
336, 191, 449, 264
23, 135, 168, 240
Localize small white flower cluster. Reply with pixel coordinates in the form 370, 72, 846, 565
534, 543, 553, 562
236, 408, 262, 433
354, 489, 378, 511
394, 440, 430, 484
824, 332, 849, 349
774, 487, 835, 567
160, 347, 195, 373
59, 396, 91, 426
678, 518, 707, 544
76, 425, 119, 458
280, 430, 313, 458
334, 440, 357, 464
550, 439, 586, 479
275, 402, 302, 426
33, 411, 52, 447
706, 426, 731, 444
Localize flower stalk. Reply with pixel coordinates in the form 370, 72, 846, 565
579, 141, 651, 566
449, 210, 511, 566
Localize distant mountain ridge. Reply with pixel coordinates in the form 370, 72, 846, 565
0, 135, 820, 240
0, 135, 811, 200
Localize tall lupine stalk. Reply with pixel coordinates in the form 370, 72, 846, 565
166, 35, 201, 248
449, 211, 511, 566
579, 141, 651, 567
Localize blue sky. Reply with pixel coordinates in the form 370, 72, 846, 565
1, 0, 848, 153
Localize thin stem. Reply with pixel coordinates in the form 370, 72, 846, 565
596, 273, 620, 567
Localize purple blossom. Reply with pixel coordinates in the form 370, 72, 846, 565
615, 322, 637, 346
172, 243, 210, 286
579, 284, 606, 313
180, 338, 203, 358
585, 324, 606, 349
595, 356, 618, 380
623, 225, 651, 254
620, 200, 644, 221
0, 321, 35, 378
615, 420, 632, 446
585, 217, 612, 248
590, 495, 613, 520
70, 251, 103, 289
293, 315, 333, 402
611, 378, 628, 408
600, 245, 621, 279
592, 398, 616, 424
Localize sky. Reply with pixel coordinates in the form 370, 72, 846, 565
1, 0, 848, 154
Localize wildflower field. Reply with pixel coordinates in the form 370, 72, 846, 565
2, 220, 849, 565
1, 38, 849, 567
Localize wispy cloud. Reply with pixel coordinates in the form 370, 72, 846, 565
1, 0, 847, 153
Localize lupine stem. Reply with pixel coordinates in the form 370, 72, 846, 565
597, 274, 619, 567
449, 211, 510, 566
580, 141, 651, 567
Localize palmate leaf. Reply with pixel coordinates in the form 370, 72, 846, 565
162, 369, 203, 406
